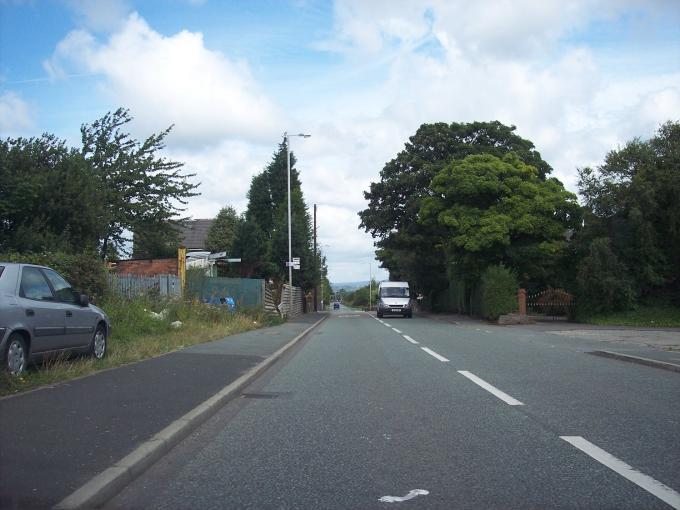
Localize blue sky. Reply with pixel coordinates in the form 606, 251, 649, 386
1, 0, 679, 282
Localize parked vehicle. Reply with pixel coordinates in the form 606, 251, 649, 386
376, 281, 412, 318
0, 263, 111, 375
333, 301, 340, 310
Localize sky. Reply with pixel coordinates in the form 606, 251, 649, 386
1, 0, 679, 283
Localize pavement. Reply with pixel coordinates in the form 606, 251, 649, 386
0, 312, 327, 510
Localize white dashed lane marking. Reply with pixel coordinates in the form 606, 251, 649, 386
402, 335, 419, 345
420, 347, 450, 362
457, 371, 524, 406
560, 436, 680, 509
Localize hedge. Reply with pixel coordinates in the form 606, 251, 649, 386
0, 251, 109, 302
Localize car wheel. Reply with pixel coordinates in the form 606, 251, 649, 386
4, 333, 28, 376
90, 325, 107, 360
377, 311, 383, 318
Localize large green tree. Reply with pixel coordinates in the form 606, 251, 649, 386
205, 205, 241, 253
577, 121, 680, 298
359, 121, 554, 293
420, 153, 580, 286
0, 135, 104, 253
81, 108, 199, 259
235, 141, 318, 289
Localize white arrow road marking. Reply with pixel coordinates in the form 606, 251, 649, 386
560, 436, 680, 509
379, 489, 429, 503
457, 371, 524, 405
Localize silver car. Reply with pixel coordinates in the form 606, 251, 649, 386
0, 262, 110, 375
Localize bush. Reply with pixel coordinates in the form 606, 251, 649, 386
575, 238, 635, 316
479, 265, 518, 320
0, 250, 108, 301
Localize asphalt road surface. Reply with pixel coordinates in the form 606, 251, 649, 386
106, 308, 680, 510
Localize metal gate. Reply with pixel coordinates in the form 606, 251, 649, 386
527, 288, 574, 320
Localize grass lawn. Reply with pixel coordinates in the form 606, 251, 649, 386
0, 296, 282, 397
580, 304, 680, 328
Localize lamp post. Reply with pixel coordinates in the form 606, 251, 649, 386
284, 131, 310, 316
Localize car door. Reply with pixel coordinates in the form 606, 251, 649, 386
42, 268, 95, 348
17, 266, 66, 353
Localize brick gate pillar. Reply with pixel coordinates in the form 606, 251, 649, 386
518, 288, 527, 319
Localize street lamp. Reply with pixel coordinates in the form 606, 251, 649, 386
284, 131, 310, 316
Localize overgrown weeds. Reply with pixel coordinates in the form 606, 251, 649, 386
0, 296, 282, 397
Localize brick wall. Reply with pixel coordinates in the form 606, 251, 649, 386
114, 258, 178, 276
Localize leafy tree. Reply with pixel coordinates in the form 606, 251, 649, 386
577, 121, 680, 298
359, 121, 554, 293
0, 135, 104, 253
419, 153, 581, 286
131, 225, 180, 259
235, 140, 317, 290
80, 108, 199, 259
205, 205, 241, 254
575, 238, 635, 314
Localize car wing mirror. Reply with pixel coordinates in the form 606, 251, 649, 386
79, 294, 90, 307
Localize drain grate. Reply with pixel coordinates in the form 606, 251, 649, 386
240, 392, 292, 399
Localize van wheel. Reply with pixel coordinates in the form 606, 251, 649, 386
5, 333, 28, 376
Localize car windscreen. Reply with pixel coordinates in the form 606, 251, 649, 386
380, 287, 409, 298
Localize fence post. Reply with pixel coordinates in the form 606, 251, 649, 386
178, 246, 186, 297
518, 288, 527, 319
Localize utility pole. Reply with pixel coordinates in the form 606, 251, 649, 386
313, 203, 318, 312
369, 261, 372, 312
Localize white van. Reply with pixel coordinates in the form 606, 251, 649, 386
377, 281, 412, 318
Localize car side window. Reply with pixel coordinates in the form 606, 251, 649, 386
20, 267, 55, 301
42, 269, 78, 304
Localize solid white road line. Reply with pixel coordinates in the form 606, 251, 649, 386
560, 436, 680, 509
457, 371, 524, 406
421, 347, 450, 362
391, 327, 402, 334
403, 335, 419, 345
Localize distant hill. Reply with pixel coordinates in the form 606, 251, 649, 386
331, 281, 369, 292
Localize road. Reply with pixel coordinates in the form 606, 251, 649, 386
106, 307, 680, 509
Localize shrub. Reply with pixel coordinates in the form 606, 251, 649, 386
575, 237, 635, 316
479, 265, 518, 320
0, 250, 108, 301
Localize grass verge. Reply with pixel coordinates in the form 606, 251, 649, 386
0, 296, 283, 397
578, 304, 680, 327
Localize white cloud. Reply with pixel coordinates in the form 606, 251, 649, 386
65, 0, 130, 32
34, 1, 680, 282
45, 13, 283, 146
166, 140, 273, 219
0, 91, 34, 136
301, 0, 680, 281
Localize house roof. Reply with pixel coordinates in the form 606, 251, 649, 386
178, 219, 214, 250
